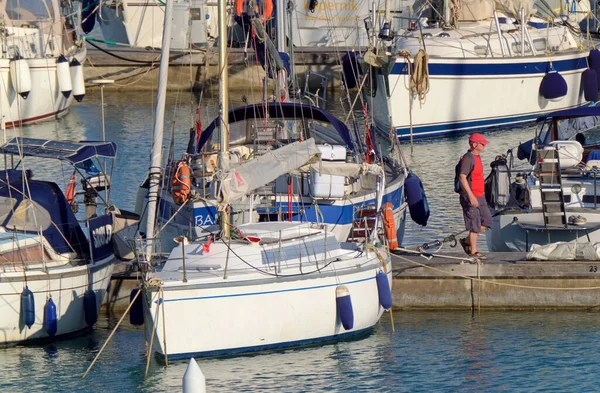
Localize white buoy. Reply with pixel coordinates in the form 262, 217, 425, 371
182, 358, 206, 393
56, 55, 72, 98
70, 58, 85, 102
9, 56, 31, 99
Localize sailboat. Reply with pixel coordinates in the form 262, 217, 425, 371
136, 0, 394, 359
0, 0, 87, 127
0, 138, 129, 344
367, 0, 594, 140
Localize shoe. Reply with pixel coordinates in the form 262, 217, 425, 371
459, 238, 471, 255
568, 215, 588, 226
469, 251, 487, 260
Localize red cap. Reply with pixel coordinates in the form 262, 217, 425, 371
469, 133, 489, 145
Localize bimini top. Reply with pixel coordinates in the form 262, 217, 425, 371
197, 102, 354, 151
0, 138, 117, 164
536, 106, 600, 122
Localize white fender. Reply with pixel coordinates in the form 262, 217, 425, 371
56, 55, 72, 98
9, 57, 31, 99
70, 58, 85, 102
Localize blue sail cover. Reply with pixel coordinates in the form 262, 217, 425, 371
197, 102, 355, 152
0, 138, 117, 164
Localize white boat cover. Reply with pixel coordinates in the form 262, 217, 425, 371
494, 0, 535, 19
526, 241, 600, 260
220, 138, 321, 203
458, 0, 495, 21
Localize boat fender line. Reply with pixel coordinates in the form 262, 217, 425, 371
44, 297, 58, 338
336, 285, 354, 330
400, 49, 429, 104
582, 68, 598, 102
172, 160, 192, 205
83, 289, 98, 327
129, 288, 144, 326
382, 202, 398, 250
588, 49, 600, 90
9, 56, 31, 99
404, 171, 430, 226
56, 55, 72, 98
21, 286, 35, 329
70, 58, 86, 102
540, 70, 567, 101
376, 270, 393, 310
65, 171, 77, 205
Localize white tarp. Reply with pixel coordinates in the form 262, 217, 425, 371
526, 241, 600, 261
495, 0, 535, 19
305, 161, 385, 177
457, 0, 495, 21
220, 138, 321, 203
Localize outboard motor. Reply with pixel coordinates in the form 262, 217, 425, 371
510, 173, 529, 208
485, 155, 511, 209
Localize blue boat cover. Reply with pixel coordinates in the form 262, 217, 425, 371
197, 102, 354, 151
0, 176, 90, 257
536, 106, 600, 122
0, 138, 117, 164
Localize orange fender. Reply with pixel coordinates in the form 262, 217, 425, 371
172, 161, 191, 205
382, 202, 397, 250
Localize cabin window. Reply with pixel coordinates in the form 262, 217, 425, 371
533, 38, 547, 51
29, 43, 36, 55
5, 0, 54, 20
511, 42, 532, 53
7, 45, 20, 59
473, 45, 488, 56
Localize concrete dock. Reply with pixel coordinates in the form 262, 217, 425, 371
391, 251, 600, 311
103, 251, 600, 313
84, 44, 346, 92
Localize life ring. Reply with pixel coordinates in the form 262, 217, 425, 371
235, 0, 273, 21
382, 202, 398, 250
172, 161, 191, 205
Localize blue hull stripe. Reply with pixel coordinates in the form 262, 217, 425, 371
162, 326, 375, 360
164, 275, 376, 303
394, 106, 584, 140
390, 56, 587, 76
262, 185, 404, 225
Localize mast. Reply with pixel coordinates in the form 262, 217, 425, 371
144, 0, 175, 258
218, 0, 230, 238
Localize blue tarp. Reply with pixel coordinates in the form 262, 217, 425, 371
197, 102, 355, 152
0, 138, 117, 164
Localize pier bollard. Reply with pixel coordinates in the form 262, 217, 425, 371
182, 358, 206, 393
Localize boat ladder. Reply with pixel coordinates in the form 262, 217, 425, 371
536, 146, 568, 227
349, 206, 377, 242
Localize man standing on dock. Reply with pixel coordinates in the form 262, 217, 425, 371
457, 133, 492, 259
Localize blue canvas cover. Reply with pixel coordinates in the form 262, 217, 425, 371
197, 102, 355, 152
0, 138, 116, 164
0, 175, 90, 257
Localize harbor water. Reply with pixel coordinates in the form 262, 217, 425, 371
1, 91, 595, 392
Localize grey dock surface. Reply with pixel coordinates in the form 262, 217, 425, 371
392, 250, 600, 311
84, 45, 345, 92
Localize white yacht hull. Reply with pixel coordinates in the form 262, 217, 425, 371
144, 260, 391, 358
487, 210, 600, 252
375, 51, 589, 140
0, 257, 114, 345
